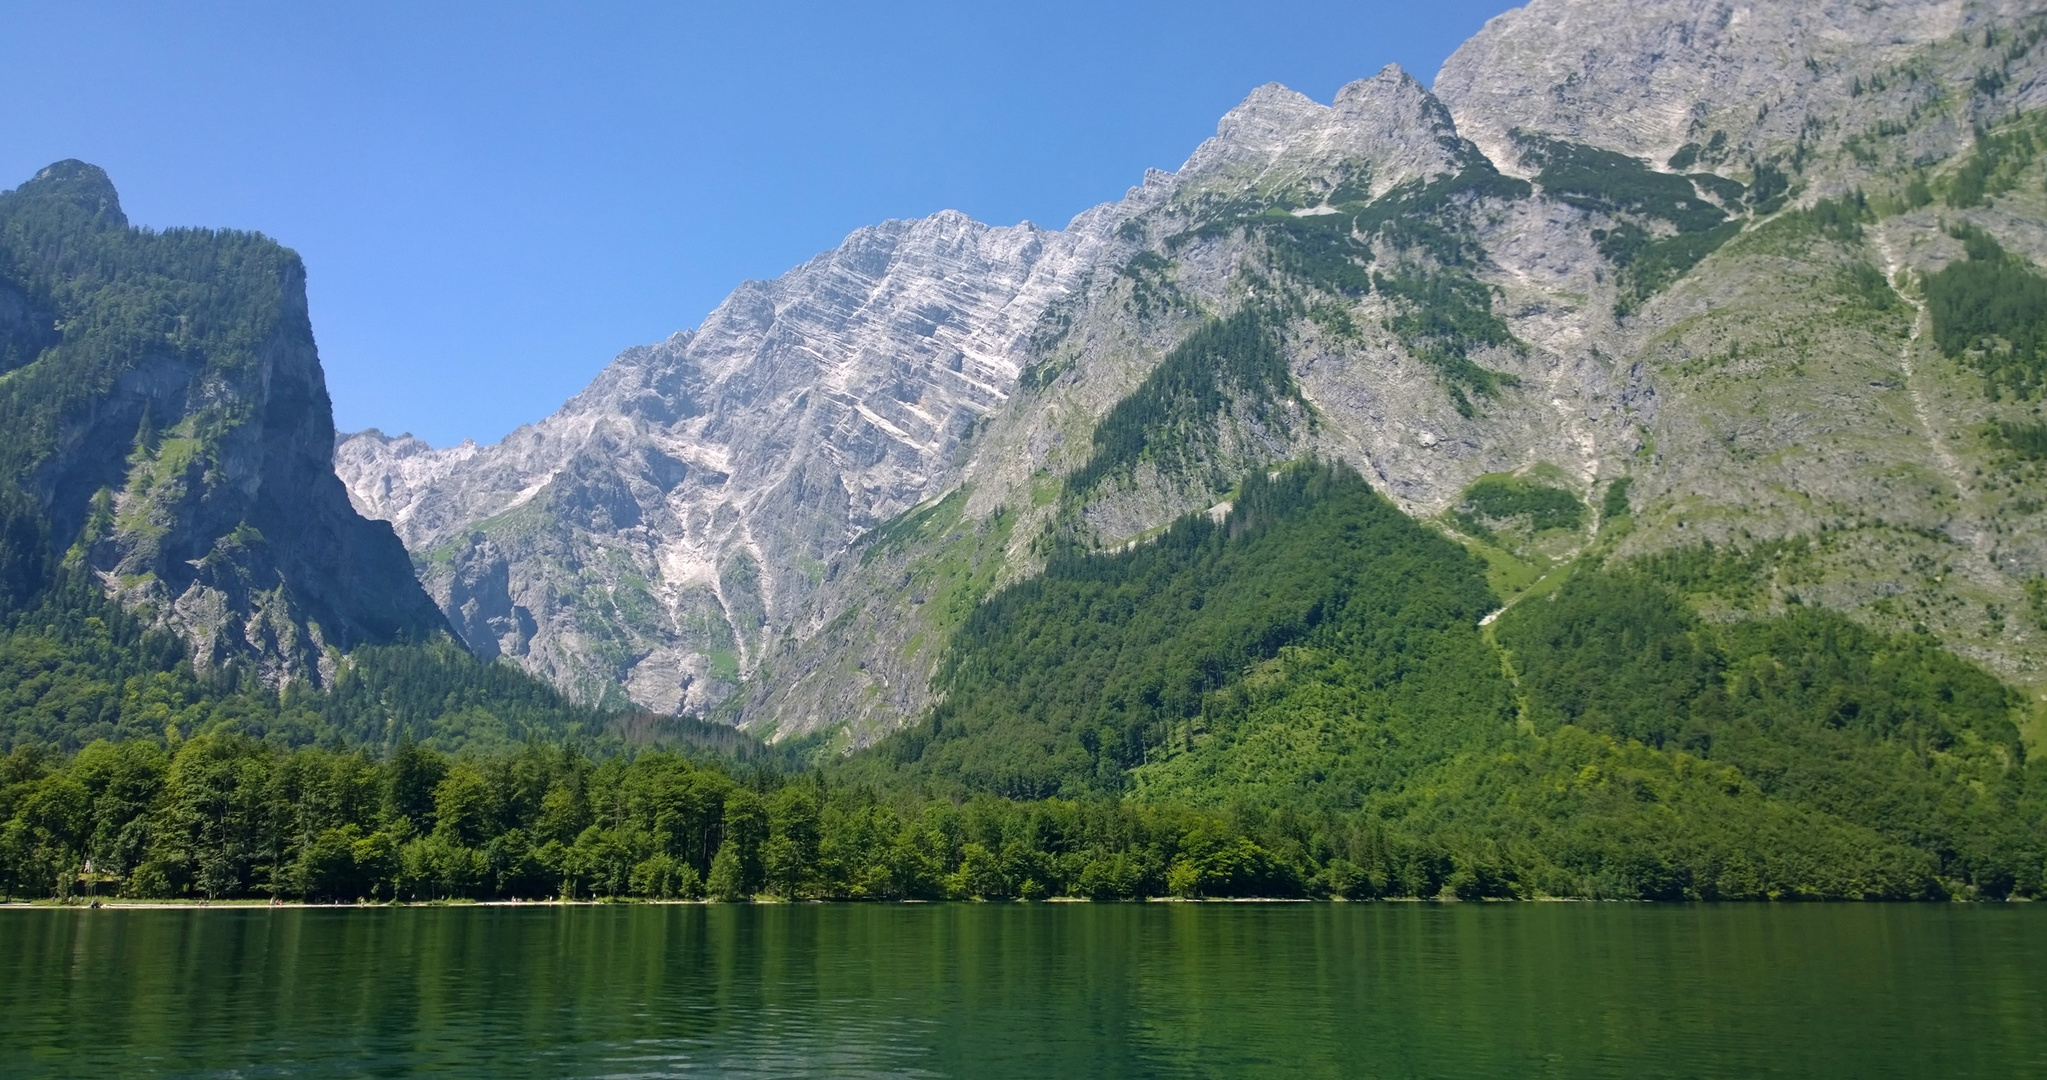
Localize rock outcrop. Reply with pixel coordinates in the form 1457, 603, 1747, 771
0, 161, 449, 685
1434, 0, 2047, 170
337, 208, 1143, 711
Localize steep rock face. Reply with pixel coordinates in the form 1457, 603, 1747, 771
731, 1, 2047, 744
337, 209, 1147, 712
718, 68, 1596, 741
0, 161, 448, 684
336, 65, 1510, 719
1433, 0, 2030, 168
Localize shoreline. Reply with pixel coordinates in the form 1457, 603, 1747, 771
0, 896, 2030, 909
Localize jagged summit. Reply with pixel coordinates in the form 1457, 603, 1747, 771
336, 204, 1137, 712
12, 159, 127, 227
330, 66, 1495, 716
1174, 65, 1472, 203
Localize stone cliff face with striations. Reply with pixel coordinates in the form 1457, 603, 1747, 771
0, 161, 449, 685
336, 207, 1152, 712
344, 0, 2047, 748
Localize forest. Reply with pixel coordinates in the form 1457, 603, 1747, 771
4, 460, 2045, 902
3, 153, 2045, 904
4, 457, 2043, 903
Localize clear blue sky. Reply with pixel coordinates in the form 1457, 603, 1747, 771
2, 1, 1518, 447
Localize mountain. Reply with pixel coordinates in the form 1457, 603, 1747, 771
339, 0, 2047, 763
0, 161, 744, 755
4, 0, 2046, 904
0, 161, 447, 686
745, 0, 2047, 747
334, 66, 1499, 720
335, 197, 1151, 713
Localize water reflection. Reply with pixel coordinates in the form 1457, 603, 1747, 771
1, 904, 2041, 1079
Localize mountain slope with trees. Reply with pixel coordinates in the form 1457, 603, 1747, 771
7, 0, 2047, 903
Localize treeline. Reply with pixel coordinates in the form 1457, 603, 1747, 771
10, 725, 2017, 905
862, 461, 2045, 899
7, 716, 2037, 904
0, 732, 1517, 903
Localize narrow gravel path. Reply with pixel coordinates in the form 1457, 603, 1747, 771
1875, 231, 1975, 504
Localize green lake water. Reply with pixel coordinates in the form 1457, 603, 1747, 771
1, 903, 2041, 1078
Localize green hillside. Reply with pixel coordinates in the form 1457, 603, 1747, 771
857, 461, 2045, 899
880, 461, 1507, 800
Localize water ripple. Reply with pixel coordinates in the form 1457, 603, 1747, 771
1, 904, 2042, 1079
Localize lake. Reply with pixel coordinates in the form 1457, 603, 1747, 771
1, 903, 2041, 1078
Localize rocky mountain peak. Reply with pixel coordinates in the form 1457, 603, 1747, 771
1177, 65, 1471, 205
336, 194, 1136, 713
13, 159, 127, 227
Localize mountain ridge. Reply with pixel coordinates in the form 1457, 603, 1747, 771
338, 0, 2047, 761
333, 63, 1498, 719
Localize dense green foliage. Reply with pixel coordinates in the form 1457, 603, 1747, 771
887, 461, 1499, 799
1925, 224, 2047, 400
0, 734, 1381, 902
1997, 419, 2047, 460
1066, 311, 1301, 497
854, 464, 2044, 899
1601, 476, 1635, 520
1495, 569, 2042, 896
1451, 474, 1585, 540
